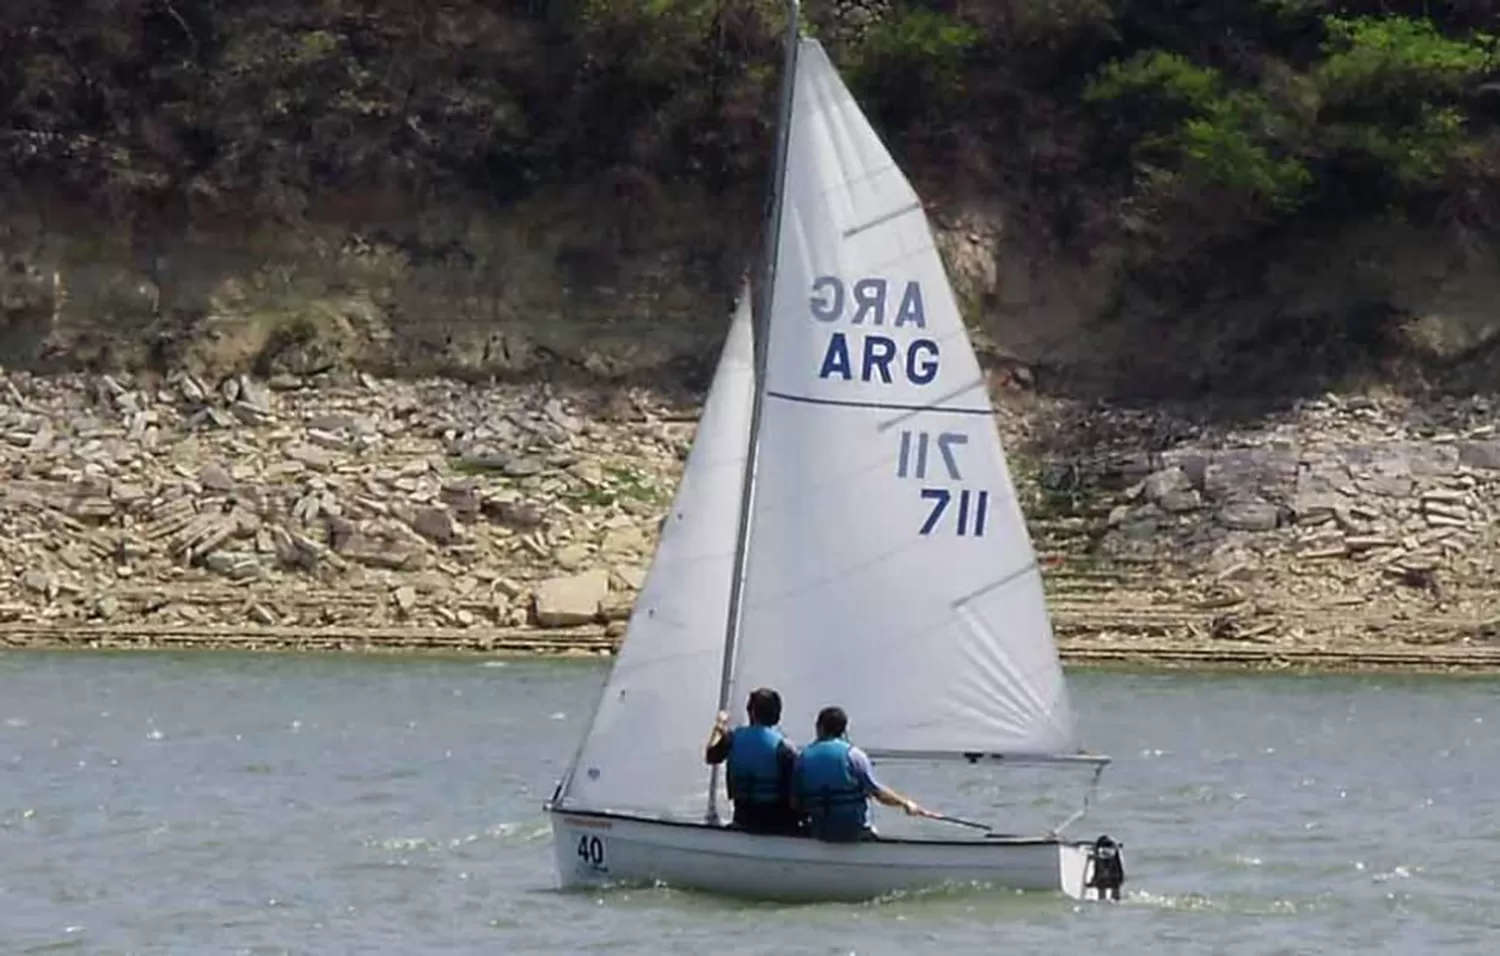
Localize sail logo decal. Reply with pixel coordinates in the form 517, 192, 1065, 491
810, 276, 939, 385
895, 428, 990, 537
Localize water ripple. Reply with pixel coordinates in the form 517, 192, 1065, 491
1, 655, 1497, 954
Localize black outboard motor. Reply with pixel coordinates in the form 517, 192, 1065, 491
1083, 835, 1126, 901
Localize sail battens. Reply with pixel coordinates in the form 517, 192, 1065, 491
841, 200, 924, 239
950, 563, 1041, 608
765, 390, 993, 416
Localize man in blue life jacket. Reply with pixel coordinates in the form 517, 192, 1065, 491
793, 705, 937, 842
704, 687, 801, 835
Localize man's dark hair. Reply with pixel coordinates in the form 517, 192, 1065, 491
746, 687, 782, 726
815, 706, 847, 739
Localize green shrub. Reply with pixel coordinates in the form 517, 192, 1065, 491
1086, 51, 1312, 210
1316, 14, 1497, 103
847, 7, 982, 122
1311, 15, 1498, 190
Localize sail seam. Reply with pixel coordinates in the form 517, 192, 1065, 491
765, 390, 993, 415
841, 200, 923, 239
951, 563, 1041, 608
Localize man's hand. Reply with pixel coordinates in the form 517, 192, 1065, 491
704, 710, 732, 766
903, 799, 938, 819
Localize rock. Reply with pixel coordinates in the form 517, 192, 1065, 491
1420, 488, 1466, 504
230, 400, 273, 425
93, 595, 121, 620
268, 374, 304, 391
599, 594, 634, 622
1421, 499, 1469, 523
553, 543, 590, 571
484, 499, 545, 530
1423, 510, 1468, 528
177, 374, 208, 404
1290, 492, 1342, 525
248, 603, 277, 626
203, 551, 264, 580
110, 481, 148, 506
67, 495, 115, 522
461, 451, 544, 477
238, 376, 273, 413
533, 569, 610, 626
600, 524, 648, 556
306, 428, 348, 450
285, 443, 335, 471
1216, 500, 1280, 532
1142, 467, 1192, 503
393, 585, 418, 614
440, 481, 482, 518
1345, 535, 1396, 552
569, 460, 605, 485
170, 515, 236, 561
21, 569, 54, 597
1457, 440, 1500, 470
1356, 462, 1414, 498
1157, 489, 1202, 514
611, 565, 648, 591
452, 575, 480, 598
200, 462, 235, 492
494, 577, 524, 599
409, 507, 457, 545
27, 422, 54, 452
0, 368, 1493, 643
346, 541, 427, 571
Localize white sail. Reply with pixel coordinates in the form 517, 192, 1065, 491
557, 291, 756, 817
730, 40, 1076, 757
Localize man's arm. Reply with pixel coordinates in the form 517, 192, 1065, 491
704, 711, 731, 765
850, 747, 937, 817
777, 741, 799, 807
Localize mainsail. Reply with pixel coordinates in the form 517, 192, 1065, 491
729, 40, 1076, 758
556, 292, 756, 817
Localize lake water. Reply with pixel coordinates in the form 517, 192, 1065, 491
2, 651, 1496, 955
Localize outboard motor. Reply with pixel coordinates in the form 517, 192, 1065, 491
1083, 835, 1125, 901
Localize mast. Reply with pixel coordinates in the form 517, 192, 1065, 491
706, 0, 801, 825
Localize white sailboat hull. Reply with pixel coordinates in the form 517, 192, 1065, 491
548, 808, 1104, 902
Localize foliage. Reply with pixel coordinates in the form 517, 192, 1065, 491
1312, 15, 1499, 190
0, 0, 784, 217
845, 7, 982, 123
1316, 14, 1497, 100
1, 0, 1498, 273
1085, 51, 1312, 211
1078, 11, 1499, 235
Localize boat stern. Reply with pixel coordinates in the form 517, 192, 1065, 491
1060, 834, 1127, 901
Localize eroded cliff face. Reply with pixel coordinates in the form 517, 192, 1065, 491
5, 0, 1500, 402
4, 186, 1500, 404
0, 185, 759, 389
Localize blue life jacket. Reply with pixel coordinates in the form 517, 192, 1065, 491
794, 738, 869, 842
727, 725, 787, 806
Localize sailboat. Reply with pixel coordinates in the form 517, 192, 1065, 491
545, 1, 1126, 903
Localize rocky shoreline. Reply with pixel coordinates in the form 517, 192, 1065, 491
2, 368, 1499, 672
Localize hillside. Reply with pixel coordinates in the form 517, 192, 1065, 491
3, 0, 1500, 401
